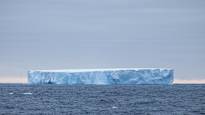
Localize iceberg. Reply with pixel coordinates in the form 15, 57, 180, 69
28, 68, 174, 85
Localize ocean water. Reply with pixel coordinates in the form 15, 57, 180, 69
0, 84, 204, 115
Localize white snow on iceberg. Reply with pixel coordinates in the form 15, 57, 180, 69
28, 68, 174, 85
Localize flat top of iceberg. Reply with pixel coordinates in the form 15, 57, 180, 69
29, 68, 173, 73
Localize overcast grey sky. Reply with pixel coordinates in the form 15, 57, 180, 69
0, 0, 205, 82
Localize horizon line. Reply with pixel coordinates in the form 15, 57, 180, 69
0, 78, 204, 84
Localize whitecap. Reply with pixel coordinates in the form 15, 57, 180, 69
23, 92, 32, 95
112, 106, 118, 109
9, 92, 14, 95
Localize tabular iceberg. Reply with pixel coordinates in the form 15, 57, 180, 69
28, 68, 174, 85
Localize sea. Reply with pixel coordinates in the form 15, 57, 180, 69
0, 84, 204, 115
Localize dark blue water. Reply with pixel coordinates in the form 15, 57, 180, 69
0, 84, 204, 114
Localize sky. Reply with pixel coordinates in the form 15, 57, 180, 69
0, 0, 205, 83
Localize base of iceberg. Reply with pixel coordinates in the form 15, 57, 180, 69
28, 68, 174, 85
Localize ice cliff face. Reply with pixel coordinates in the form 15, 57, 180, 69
28, 68, 174, 85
